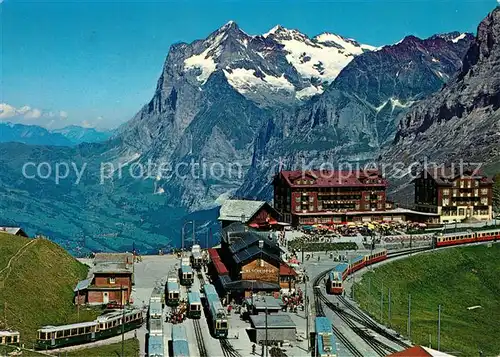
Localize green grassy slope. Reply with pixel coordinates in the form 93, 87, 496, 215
66, 338, 139, 357
0, 233, 101, 344
353, 244, 500, 356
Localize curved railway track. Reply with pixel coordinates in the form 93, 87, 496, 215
313, 273, 364, 357
220, 338, 242, 357
311, 247, 424, 356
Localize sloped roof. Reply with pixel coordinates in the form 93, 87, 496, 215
421, 166, 493, 186
218, 199, 267, 222
0, 227, 28, 237
222, 279, 280, 291
74, 276, 93, 292
279, 263, 297, 276
278, 170, 386, 188
233, 245, 281, 266
228, 230, 280, 254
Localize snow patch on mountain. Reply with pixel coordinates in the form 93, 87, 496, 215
184, 32, 226, 84
451, 33, 467, 43
223, 68, 294, 95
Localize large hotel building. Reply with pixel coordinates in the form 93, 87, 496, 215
273, 170, 396, 225
414, 167, 493, 223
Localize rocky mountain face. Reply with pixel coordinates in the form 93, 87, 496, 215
0, 17, 488, 253
238, 32, 473, 199
385, 7, 500, 201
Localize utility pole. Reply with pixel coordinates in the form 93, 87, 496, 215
265, 306, 268, 357
192, 220, 195, 246
438, 304, 441, 351
121, 303, 125, 357
380, 282, 383, 322
388, 288, 391, 327
305, 270, 309, 351
408, 294, 411, 340
77, 289, 80, 321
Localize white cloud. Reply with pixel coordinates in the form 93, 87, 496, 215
0, 103, 68, 121
81, 120, 92, 128
24, 108, 42, 119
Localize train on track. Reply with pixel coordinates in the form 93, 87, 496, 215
315, 316, 337, 357
147, 335, 164, 357
433, 228, 500, 247
179, 264, 194, 286
166, 272, 181, 306
0, 330, 20, 347
188, 291, 202, 319
35, 309, 143, 350
327, 249, 387, 295
172, 324, 190, 357
191, 244, 203, 270
327, 228, 500, 294
203, 283, 229, 338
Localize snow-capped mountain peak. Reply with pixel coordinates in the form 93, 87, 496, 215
182, 21, 376, 104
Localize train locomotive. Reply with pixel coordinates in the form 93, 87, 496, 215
172, 324, 190, 357
187, 291, 202, 319
433, 228, 500, 247
35, 309, 143, 350
203, 283, 228, 338
315, 316, 337, 357
327, 249, 387, 295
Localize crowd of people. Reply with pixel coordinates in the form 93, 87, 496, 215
281, 287, 304, 313
166, 301, 187, 324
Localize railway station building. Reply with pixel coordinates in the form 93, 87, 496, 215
74, 261, 133, 307
209, 222, 297, 299
249, 314, 296, 345
218, 199, 281, 229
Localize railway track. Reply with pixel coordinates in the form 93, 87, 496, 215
311, 247, 424, 356
193, 319, 208, 357
313, 272, 364, 357
220, 338, 242, 357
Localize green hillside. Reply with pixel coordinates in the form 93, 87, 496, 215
0, 233, 100, 345
353, 244, 500, 356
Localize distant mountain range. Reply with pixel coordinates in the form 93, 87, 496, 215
0, 122, 113, 146
0, 8, 498, 254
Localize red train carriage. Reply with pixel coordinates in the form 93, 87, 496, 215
475, 229, 500, 243
436, 232, 476, 247
364, 249, 388, 265
328, 263, 349, 294
348, 255, 365, 274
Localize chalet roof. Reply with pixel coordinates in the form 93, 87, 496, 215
93, 262, 132, 274
94, 252, 133, 265
218, 199, 268, 223
278, 170, 386, 188
389, 345, 454, 357
279, 263, 297, 276
233, 245, 281, 266
227, 230, 280, 254
0, 227, 28, 237
421, 166, 493, 185
250, 314, 296, 329
222, 279, 280, 291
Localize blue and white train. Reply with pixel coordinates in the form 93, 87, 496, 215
315, 317, 336, 357
172, 324, 190, 357
203, 283, 228, 338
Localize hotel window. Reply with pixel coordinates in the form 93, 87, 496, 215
481, 198, 488, 205
295, 205, 300, 211
453, 189, 458, 196
467, 181, 471, 188
460, 181, 464, 188
309, 196, 314, 202
474, 189, 479, 196
474, 181, 479, 187
365, 204, 370, 210
109, 277, 116, 284
309, 205, 314, 211
459, 208, 465, 215
442, 189, 449, 196
481, 188, 488, 195
442, 198, 450, 206
295, 196, 300, 202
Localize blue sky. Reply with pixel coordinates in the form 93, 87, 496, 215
1, 0, 498, 129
